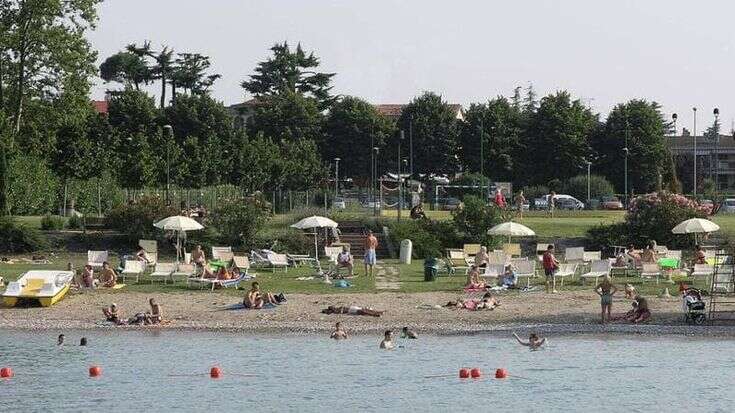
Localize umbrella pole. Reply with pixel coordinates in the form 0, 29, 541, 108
314, 232, 319, 261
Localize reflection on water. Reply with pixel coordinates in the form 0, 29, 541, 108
1, 331, 735, 412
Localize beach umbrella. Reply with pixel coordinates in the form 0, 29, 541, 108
487, 221, 536, 243
671, 218, 720, 244
154, 216, 204, 262
290, 216, 338, 260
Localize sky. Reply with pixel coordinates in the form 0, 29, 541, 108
89, 0, 735, 133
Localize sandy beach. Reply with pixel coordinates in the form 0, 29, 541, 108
2, 289, 733, 336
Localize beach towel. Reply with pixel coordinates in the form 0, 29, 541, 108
333, 280, 351, 288
112, 284, 126, 289
224, 303, 277, 311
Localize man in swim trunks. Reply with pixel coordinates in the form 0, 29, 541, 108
321, 305, 383, 317
513, 332, 546, 349
379, 330, 394, 349
330, 322, 348, 340
595, 276, 618, 324
100, 261, 117, 288
364, 230, 378, 277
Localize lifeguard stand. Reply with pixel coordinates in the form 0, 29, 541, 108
708, 253, 735, 322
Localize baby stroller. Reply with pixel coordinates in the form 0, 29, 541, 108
683, 288, 706, 325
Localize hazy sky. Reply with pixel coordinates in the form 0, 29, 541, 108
89, 0, 735, 132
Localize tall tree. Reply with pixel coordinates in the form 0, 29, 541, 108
170, 53, 221, 98
321, 96, 394, 180
1, 0, 100, 139
522, 91, 598, 185
241, 42, 336, 110
99, 52, 149, 90
0, 140, 8, 215
248, 90, 324, 142
591, 100, 678, 194
393, 92, 461, 177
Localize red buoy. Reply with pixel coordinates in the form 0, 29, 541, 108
458, 368, 470, 379
89, 366, 102, 377
495, 368, 508, 379
470, 368, 482, 378
0, 367, 13, 378
210, 366, 222, 379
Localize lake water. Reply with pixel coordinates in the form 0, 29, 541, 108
1, 330, 734, 412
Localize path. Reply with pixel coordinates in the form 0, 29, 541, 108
374, 263, 401, 290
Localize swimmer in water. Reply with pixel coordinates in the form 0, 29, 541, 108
401, 326, 418, 339
80, 337, 88, 346
379, 330, 394, 349
513, 332, 546, 349
330, 322, 348, 340
57, 334, 65, 346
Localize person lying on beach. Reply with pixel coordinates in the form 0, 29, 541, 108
100, 262, 117, 288
465, 265, 486, 289
102, 303, 123, 324
321, 305, 384, 317
401, 327, 418, 339
445, 292, 499, 311
330, 322, 348, 340
216, 267, 232, 281
612, 296, 651, 323
380, 330, 394, 349
243, 282, 278, 309
513, 332, 546, 350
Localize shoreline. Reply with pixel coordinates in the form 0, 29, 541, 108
2, 290, 735, 337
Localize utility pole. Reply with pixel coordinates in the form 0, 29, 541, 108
163, 125, 173, 206
409, 115, 414, 177
714, 108, 720, 190
624, 119, 629, 207
334, 157, 340, 201
397, 131, 403, 222
479, 118, 484, 178
693, 107, 697, 196
373, 147, 379, 217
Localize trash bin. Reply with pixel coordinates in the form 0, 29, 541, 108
424, 257, 438, 281
399, 239, 413, 265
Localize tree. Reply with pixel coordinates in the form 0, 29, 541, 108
393, 92, 461, 177
107, 89, 160, 137
170, 53, 220, 98
321, 96, 394, 181
241, 42, 336, 110
248, 90, 324, 142
2, 0, 100, 138
52, 113, 97, 181
592, 100, 678, 194
522, 91, 598, 185
99, 52, 149, 90
280, 138, 326, 190
460, 97, 523, 182
562, 174, 615, 203
233, 133, 282, 193
0, 142, 8, 215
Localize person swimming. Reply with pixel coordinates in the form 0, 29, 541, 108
379, 330, 394, 349
513, 332, 546, 350
57, 334, 65, 346
80, 337, 88, 346
330, 322, 348, 340
401, 327, 418, 339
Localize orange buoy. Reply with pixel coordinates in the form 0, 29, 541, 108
0, 367, 13, 378
459, 368, 470, 379
89, 366, 102, 377
470, 368, 482, 378
210, 366, 222, 379
495, 368, 508, 379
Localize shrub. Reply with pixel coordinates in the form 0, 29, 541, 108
0, 216, 48, 252
105, 196, 178, 242
452, 195, 503, 247
562, 174, 615, 203
585, 222, 629, 254
67, 214, 81, 229
7, 155, 59, 215
387, 220, 442, 259
40, 214, 65, 230
209, 200, 270, 247
254, 230, 311, 254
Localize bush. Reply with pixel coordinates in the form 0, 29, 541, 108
7, 155, 59, 215
452, 195, 503, 247
105, 196, 178, 242
67, 214, 81, 229
562, 174, 614, 203
0, 216, 48, 252
209, 200, 270, 247
387, 220, 442, 259
585, 222, 629, 254
40, 214, 65, 230
255, 230, 311, 254
64, 172, 126, 215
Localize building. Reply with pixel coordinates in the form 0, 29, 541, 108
91, 100, 109, 115
374, 103, 464, 122
667, 133, 735, 190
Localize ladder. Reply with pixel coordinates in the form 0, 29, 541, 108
708, 252, 735, 322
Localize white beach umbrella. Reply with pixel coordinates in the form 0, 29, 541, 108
671, 218, 720, 244
290, 216, 339, 260
154, 216, 204, 262
487, 221, 536, 243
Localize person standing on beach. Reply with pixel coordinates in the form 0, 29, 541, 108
364, 230, 379, 277
595, 276, 618, 324
380, 330, 394, 349
542, 245, 560, 293
494, 188, 506, 208
330, 322, 348, 340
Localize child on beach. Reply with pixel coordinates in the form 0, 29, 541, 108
330, 322, 348, 340
542, 245, 560, 293
595, 276, 618, 324
379, 330, 394, 349
513, 332, 546, 350
100, 262, 117, 288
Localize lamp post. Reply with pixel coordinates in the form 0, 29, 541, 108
409, 115, 414, 177
334, 157, 341, 199
373, 147, 379, 217
624, 118, 630, 207
479, 118, 484, 178
397, 131, 403, 222
163, 125, 173, 206
714, 108, 720, 190
672, 113, 678, 135
693, 107, 697, 196
586, 159, 592, 207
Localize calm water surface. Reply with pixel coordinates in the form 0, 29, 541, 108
1, 330, 734, 412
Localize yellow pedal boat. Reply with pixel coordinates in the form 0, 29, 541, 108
2, 270, 74, 307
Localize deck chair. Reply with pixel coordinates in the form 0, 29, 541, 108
654, 245, 668, 256
514, 260, 536, 287
564, 247, 584, 262
480, 263, 505, 282
583, 251, 601, 263
266, 252, 289, 272
232, 256, 251, 274
691, 264, 714, 280
536, 243, 552, 254
488, 251, 508, 265
87, 250, 108, 269
463, 244, 481, 257
121, 260, 144, 284
138, 239, 158, 267
502, 243, 521, 257
666, 250, 682, 260
445, 249, 470, 275
555, 263, 578, 286
580, 260, 611, 285
149, 263, 176, 284
171, 263, 196, 283
250, 250, 270, 267
640, 263, 661, 284
324, 247, 343, 264
212, 246, 234, 262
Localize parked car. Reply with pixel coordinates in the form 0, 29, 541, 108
333, 197, 346, 210
441, 197, 463, 211
533, 194, 584, 210
601, 196, 624, 210
718, 199, 735, 214
362, 199, 381, 209
533, 197, 548, 210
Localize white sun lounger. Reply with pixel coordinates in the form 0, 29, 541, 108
564, 247, 584, 263
555, 263, 578, 286
480, 264, 505, 281
640, 263, 661, 284
514, 260, 536, 287
121, 260, 144, 284
212, 246, 234, 262
580, 260, 611, 285
150, 263, 176, 284
87, 250, 108, 269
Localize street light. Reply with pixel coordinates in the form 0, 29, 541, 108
672, 113, 678, 134
586, 159, 592, 207
714, 108, 720, 189
334, 157, 340, 201
163, 125, 173, 206
397, 131, 403, 222
373, 147, 379, 217
624, 118, 630, 207
693, 107, 697, 196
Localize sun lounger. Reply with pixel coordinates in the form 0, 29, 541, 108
555, 263, 578, 286
87, 250, 108, 269
583, 251, 601, 263
138, 239, 158, 266
564, 247, 584, 262
445, 249, 470, 275
211, 246, 234, 262
487, 251, 508, 265
536, 243, 552, 254
149, 263, 176, 284
502, 243, 521, 257
266, 252, 289, 272
463, 244, 481, 258
514, 260, 536, 287
324, 247, 343, 264
121, 260, 144, 284
640, 263, 661, 284
480, 264, 505, 281
666, 250, 682, 260
187, 270, 251, 291
691, 264, 714, 280
580, 260, 611, 285
171, 263, 196, 283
